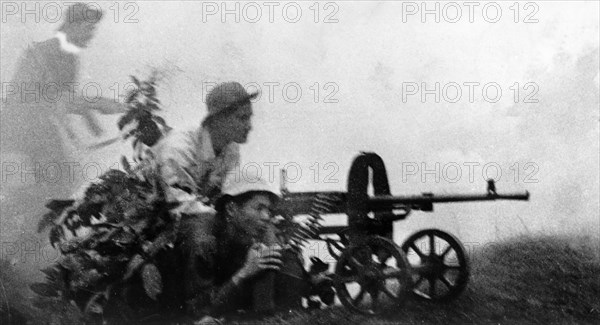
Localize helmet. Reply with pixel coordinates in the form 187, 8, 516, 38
216, 170, 280, 210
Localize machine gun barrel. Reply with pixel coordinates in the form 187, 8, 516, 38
368, 190, 529, 212
278, 182, 529, 215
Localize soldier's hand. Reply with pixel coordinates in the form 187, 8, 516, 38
236, 243, 283, 282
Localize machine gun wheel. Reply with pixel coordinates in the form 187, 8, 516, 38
334, 236, 412, 315
401, 229, 469, 301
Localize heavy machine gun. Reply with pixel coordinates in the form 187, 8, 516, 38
276, 152, 530, 315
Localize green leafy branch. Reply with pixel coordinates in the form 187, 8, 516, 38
32, 74, 180, 320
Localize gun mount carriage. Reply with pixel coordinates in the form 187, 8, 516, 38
276, 152, 530, 315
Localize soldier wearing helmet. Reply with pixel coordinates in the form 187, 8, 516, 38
173, 174, 293, 321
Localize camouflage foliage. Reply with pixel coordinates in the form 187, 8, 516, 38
31, 73, 178, 320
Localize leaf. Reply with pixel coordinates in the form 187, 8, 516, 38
38, 211, 58, 233
121, 156, 133, 174
141, 263, 162, 300
117, 110, 139, 130
30, 283, 59, 297
99, 169, 129, 183
84, 292, 106, 315
152, 115, 171, 134
138, 120, 162, 146
110, 229, 137, 245
75, 268, 103, 290
97, 227, 120, 243
142, 85, 155, 98
49, 226, 65, 248
142, 231, 176, 257
126, 86, 140, 102
45, 200, 76, 214
40, 266, 61, 282
151, 115, 168, 127
42, 266, 68, 293
58, 238, 84, 254
117, 113, 132, 129
89, 222, 120, 232
63, 210, 82, 236
124, 254, 144, 280
130, 75, 140, 87
144, 103, 159, 112
128, 218, 148, 235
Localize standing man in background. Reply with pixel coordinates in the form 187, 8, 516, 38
0, 3, 124, 253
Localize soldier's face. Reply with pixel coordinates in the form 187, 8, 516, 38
68, 22, 97, 47
221, 103, 253, 144
231, 193, 274, 239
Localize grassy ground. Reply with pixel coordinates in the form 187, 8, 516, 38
238, 234, 600, 325
2, 234, 599, 324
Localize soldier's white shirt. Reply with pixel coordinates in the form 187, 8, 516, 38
153, 126, 240, 214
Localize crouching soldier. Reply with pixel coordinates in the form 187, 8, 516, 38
178, 175, 317, 323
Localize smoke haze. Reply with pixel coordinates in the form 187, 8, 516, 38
1, 1, 598, 279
